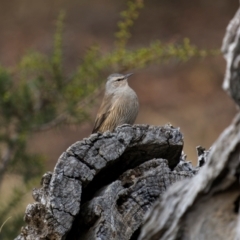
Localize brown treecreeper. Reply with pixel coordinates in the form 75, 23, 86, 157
92, 73, 139, 133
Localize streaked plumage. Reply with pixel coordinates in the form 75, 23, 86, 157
92, 73, 139, 133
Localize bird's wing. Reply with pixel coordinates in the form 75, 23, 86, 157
92, 93, 114, 133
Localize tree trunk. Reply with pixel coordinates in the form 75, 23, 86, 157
16, 125, 195, 240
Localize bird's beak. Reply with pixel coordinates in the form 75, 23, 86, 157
124, 73, 133, 79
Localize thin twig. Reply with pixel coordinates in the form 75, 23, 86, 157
0, 216, 11, 233
32, 85, 104, 132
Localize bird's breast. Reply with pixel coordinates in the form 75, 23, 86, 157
112, 87, 139, 125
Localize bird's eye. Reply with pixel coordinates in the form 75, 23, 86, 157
116, 77, 124, 82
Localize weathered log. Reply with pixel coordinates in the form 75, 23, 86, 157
15, 124, 188, 240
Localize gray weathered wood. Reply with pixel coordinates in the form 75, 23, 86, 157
76, 158, 195, 240
138, 5, 240, 240
196, 146, 210, 167
15, 124, 185, 240
139, 113, 240, 240
222, 7, 240, 107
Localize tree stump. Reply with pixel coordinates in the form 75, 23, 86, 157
15, 124, 197, 240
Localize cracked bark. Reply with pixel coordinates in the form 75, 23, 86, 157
72, 158, 195, 240
15, 124, 196, 240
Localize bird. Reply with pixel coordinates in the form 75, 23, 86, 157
92, 73, 139, 133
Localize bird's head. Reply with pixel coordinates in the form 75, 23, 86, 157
105, 73, 133, 93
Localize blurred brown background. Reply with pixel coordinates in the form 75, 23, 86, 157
0, 0, 238, 170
